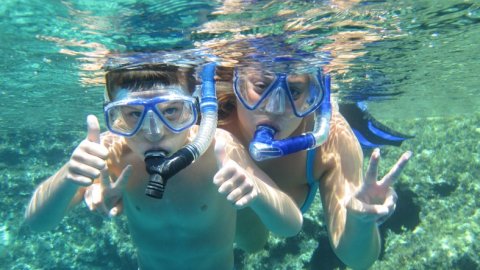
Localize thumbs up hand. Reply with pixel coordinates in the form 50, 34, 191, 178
65, 115, 109, 186
213, 137, 259, 209
70, 115, 132, 217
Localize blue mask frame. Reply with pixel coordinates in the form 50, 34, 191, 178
233, 69, 325, 117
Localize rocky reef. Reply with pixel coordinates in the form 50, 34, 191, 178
0, 113, 478, 269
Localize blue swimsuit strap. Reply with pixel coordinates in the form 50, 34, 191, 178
300, 148, 319, 213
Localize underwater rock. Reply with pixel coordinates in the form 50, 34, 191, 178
0, 225, 10, 257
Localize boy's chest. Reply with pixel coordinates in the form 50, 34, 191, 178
122, 162, 229, 225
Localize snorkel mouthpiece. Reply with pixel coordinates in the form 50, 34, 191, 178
144, 149, 195, 198
250, 126, 315, 161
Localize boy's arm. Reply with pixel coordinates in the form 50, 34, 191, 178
24, 164, 87, 231
213, 130, 303, 237
24, 115, 109, 231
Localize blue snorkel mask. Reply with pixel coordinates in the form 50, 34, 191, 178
234, 67, 332, 161
104, 91, 199, 137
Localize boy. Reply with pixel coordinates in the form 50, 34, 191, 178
24, 61, 302, 270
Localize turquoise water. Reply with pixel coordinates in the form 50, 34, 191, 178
1, 0, 479, 269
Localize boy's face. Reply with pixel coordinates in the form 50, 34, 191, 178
107, 86, 196, 158
125, 123, 190, 159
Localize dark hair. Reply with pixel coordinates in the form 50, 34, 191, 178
105, 64, 196, 101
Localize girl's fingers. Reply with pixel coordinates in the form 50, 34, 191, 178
381, 151, 412, 187
365, 148, 380, 185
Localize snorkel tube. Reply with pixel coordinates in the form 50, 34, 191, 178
145, 63, 217, 198
249, 72, 331, 161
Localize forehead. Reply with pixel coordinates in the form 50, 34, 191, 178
113, 85, 189, 101
287, 74, 310, 83
106, 67, 195, 100
241, 66, 311, 78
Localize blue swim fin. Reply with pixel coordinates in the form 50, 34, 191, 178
339, 102, 414, 148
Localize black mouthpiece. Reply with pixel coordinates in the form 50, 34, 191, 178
145, 151, 168, 199
144, 148, 195, 199
145, 173, 166, 198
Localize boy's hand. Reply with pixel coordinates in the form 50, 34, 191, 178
213, 138, 259, 209
84, 165, 131, 217
346, 148, 412, 225
66, 115, 109, 186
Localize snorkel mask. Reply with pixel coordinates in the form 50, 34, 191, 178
104, 53, 217, 198
234, 66, 331, 161
104, 90, 198, 137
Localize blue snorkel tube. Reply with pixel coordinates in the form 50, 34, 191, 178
145, 62, 218, 198
249, 73, 331, 161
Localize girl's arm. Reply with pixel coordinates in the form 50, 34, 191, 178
213, 129, 303, 237
318, 111, 410, 269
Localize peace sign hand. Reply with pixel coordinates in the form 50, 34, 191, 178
84, 165, 132, 217
346, 148, 412, 225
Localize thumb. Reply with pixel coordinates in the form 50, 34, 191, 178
86, 115, 101, 143
214, 137, 228, 168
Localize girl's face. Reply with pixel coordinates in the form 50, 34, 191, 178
236, 95, 304, 141
235, 69, 310, 141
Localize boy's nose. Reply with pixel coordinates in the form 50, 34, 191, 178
141, 110, 165, 141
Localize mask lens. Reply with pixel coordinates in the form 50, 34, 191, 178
155, 99, 196, 131
106, 104, 145, 136
286, 73, 324, 116
105, 95, 197, 136
234, 69, 275, 109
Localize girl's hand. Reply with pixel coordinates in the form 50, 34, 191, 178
213, 160, 259, 209
346, 148, 412, 225
213, 137, 259, 209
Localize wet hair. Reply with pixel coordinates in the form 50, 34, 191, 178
105, 64, 196, 101
215, 65, 238, 125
